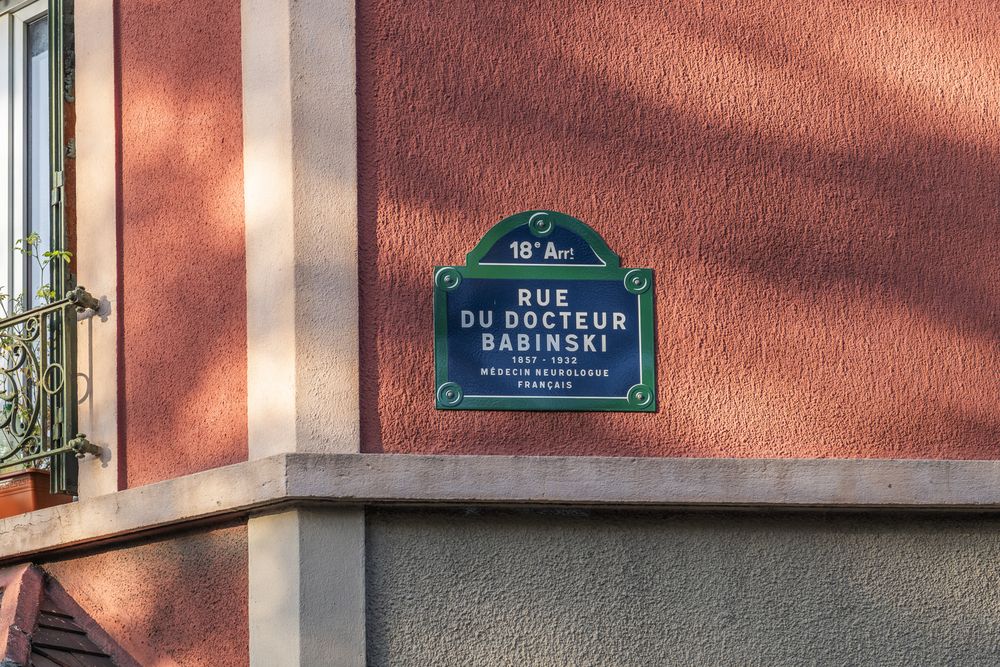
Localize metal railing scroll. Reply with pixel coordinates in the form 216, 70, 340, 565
0, 287, 100, 494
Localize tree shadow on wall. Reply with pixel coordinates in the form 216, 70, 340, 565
356, 0, 999, 458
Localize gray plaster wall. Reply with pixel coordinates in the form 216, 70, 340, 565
366, 508, 1000, 666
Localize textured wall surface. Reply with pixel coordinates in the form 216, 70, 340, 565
368, 508, 1000, 665
117, 0, 248, 486
43, 524, 248, 667
357, 1, 999, 458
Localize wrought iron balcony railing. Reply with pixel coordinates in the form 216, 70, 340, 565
0, 287, 100, 495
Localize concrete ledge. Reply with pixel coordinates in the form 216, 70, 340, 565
4, 453, 1000, 562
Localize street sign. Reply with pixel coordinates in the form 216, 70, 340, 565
434, 210, 656, 411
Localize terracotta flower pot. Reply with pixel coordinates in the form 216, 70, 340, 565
0, 469, 73, 519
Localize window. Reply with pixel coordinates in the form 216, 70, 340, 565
0, 0, 51, 309
0, 0, 96, 495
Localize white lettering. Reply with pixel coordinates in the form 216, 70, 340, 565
517, 289, 570, 307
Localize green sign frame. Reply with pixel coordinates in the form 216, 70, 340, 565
434, 210, 656, 412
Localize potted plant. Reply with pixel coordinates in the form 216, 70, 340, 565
0, 233, 75, 519
0, 467, 73, 518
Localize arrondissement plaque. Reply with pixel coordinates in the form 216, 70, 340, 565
434, 210, 655, 411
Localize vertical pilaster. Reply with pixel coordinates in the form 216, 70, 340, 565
289, 0, 360, 456
248, 509, 366, 667
74, 0, 118, 498
243, 0, 363, 662
243, 0, 358, 460
242, 0, 297, 458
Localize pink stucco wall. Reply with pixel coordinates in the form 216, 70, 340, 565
43, 525, 248, 666
358, 0, 999, 458
117, 0, 248, 487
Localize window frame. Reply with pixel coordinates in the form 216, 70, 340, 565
0, 0, 93, 495
0, 0, 53, 314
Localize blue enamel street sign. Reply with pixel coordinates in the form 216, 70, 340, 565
434, 210, 656, 411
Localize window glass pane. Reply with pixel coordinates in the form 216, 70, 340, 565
26, 15, 48, 305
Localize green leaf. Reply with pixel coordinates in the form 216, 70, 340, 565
43, 249, 72, 264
